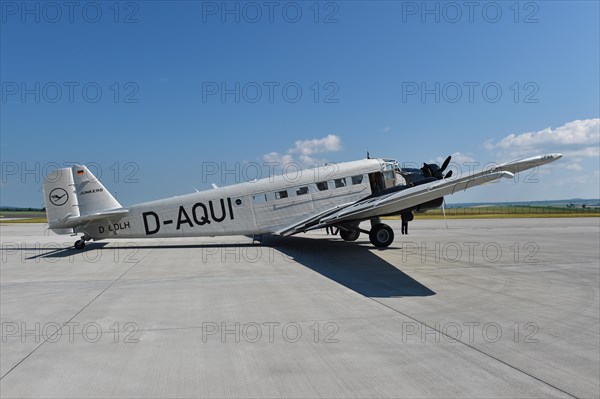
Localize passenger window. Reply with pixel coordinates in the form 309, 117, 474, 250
253, 194, 267, 204
275, 190, 288, 200
334, 178, 347, 188
316, 181, 328, 191
351, 175, 363, 185
296, 186, 309, 195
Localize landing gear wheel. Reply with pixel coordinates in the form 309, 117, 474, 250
74, 240, 86, 250
340, 229, 360, 241
369, 224, 394, 248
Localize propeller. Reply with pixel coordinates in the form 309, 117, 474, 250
421, 155, 452, 180
440, 155, 451, 172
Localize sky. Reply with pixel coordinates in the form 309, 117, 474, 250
1, 0, 599, 207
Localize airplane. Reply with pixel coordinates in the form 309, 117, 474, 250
42, 153, 563, 250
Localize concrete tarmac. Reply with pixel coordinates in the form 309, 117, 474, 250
1, 218, 598, 398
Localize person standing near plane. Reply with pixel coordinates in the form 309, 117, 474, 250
401, 214, 409, 235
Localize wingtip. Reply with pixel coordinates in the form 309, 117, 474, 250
545, 153, 563, 163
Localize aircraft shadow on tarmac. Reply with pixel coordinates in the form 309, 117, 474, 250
262, 235, 436, 298
11, 235, 435, 298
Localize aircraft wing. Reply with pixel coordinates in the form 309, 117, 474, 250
275, 153, 562, 236
48, 208, 129, 230
273, 201, 357, 236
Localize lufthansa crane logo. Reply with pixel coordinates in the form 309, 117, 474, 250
49, 188, 69, 206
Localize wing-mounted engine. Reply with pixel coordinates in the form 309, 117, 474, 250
395, 155, 454, 217
399, 155, 453, 186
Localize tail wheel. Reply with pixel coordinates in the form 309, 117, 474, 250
369, 224, 394, 248
74, 234, 91, 250
340, 229, 360, 241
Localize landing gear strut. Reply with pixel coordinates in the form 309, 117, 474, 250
369, 223, 394, 248
74, 234, 91, 250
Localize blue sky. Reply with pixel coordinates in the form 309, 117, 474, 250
1, 0, 599, 207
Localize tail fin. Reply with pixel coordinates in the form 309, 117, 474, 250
71, 165, 121, 215
44, 165, 122, 233
44, 167, 80, 233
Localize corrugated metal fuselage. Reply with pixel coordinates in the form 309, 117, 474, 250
79, 159, 388, 240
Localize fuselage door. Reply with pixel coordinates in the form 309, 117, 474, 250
369, 160, 398, 194
368, 172, 385, 194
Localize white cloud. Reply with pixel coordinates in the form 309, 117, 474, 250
288, 134, 342, 157
473, 119, 599, 201
564, 162, 583, 171
563, 146, 600, 158
382, 126, 391, 133
485, 118, 600, 159
262, 152, 293, 166
435, 151, 476, 165
262, 134, 342, 169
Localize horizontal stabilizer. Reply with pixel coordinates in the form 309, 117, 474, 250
49, 209, 129, 229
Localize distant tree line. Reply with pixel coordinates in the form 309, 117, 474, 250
0, 207, 45, 212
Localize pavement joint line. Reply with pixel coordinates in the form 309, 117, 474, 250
368, 297, 580, 399
0, 313, 399, 340
285, 245, 584, 398
1, 220, 597, 397
428, 273, 598, 318
414, 264, 600, 289
0, 279, 132, 288
0, 241, 160, 381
